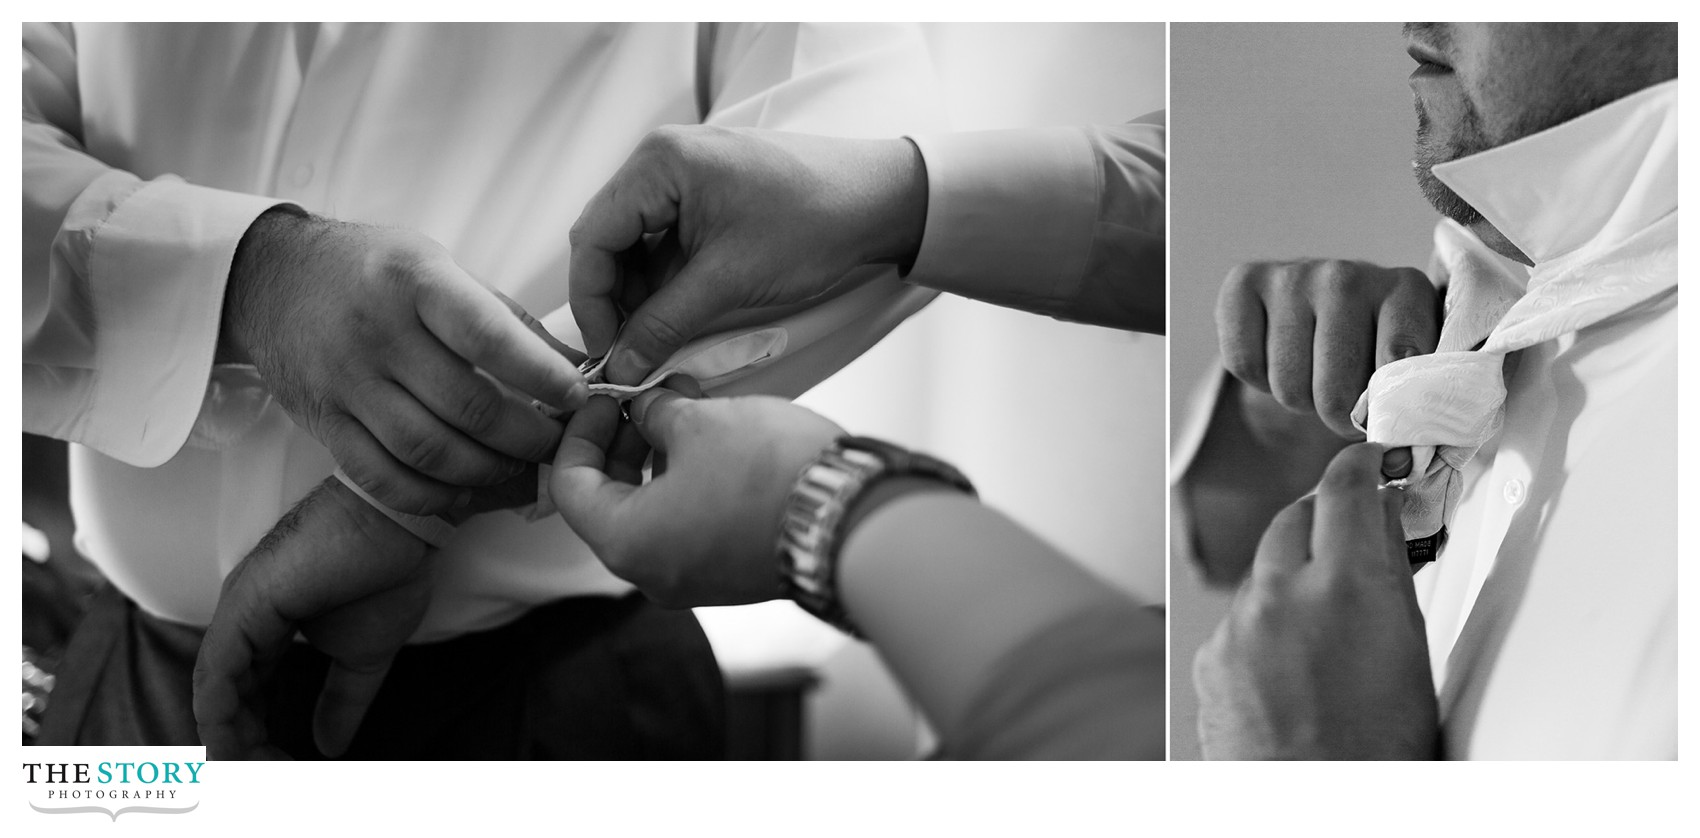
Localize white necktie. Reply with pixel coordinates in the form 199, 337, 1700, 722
1352, 212, 1677, 558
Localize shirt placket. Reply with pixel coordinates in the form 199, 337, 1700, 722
268, 22, 385, 212
1447, 342, 1558, 652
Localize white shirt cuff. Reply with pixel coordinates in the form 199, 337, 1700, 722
81, 174, 294, 466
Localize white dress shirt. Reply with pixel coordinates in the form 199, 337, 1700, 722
1174, 79, 1675, 758
23, 23, 947, 639
1414, 80, 1675, 759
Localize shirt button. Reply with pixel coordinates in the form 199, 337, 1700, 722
290, 162, 315, 187
1503, 478, 1526, 506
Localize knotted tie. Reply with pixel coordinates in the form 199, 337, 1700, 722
1351, 212, 1677, 562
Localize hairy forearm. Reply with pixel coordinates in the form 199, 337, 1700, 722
217, 205, 317, 365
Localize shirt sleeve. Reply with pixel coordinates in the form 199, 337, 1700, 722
905, 115, 1165, 333
23, 23, 293, 467
948, 602, 1166, 760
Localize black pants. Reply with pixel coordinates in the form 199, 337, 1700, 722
37, 584, 726, 759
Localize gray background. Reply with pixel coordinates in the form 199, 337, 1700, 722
1169, 23, 1442, 759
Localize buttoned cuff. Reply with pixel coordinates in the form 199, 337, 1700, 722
80, 174, 294, 466
905, 127, 1099, 312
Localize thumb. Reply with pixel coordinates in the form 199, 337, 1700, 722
1381, 446, 1414, 480
604, 261, 738, 385
628, 387, 700, 455
313, 657, 396, 758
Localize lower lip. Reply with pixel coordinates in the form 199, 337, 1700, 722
1410, 62, 1452, 80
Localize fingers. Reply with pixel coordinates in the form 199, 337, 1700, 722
1216, 267, 1269, 392
193, 569, 294, 759
629, 387, 697, 454
313, 658, 395, 759
320, 412, 464, 514
1265, 302, 1316, 414
1381, 446, 1414, 480
568, 155, 682, 358
606, 418, 652, 485
389, 338, 565, 464
1382, 483, 1416, 576
1374, 268, 1442, 369
649, 375, 701, 477
346, 380, 519, 487
1311, 442, 1389, 573
490, 289, 588, 366
1252, 495, 1315, 580
550, 396, 638, 549
602, 258, 738, 385
1311, 295, 1373, 438
415, 263, 588, 413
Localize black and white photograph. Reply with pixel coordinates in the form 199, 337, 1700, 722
21, 22, 1166, 762
1170, 22, 1677, 760
11, 11, 1697, 836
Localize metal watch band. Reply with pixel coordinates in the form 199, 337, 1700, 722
776, 435, 975, 637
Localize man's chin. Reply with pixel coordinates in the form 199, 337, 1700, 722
1413, 162, 1483, 227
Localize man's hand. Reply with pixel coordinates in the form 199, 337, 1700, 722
192, 469, 544, 760
549, 384, 842, 607
192, 478, 430, 759
1216, 259, 1441, 449
222, 210, 589, 515
1193, 443, 1440, 760
567, 126, 928, 385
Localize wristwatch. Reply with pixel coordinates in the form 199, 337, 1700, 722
777, 435, 975, 637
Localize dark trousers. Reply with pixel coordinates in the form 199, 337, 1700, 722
36, 584, 726, 759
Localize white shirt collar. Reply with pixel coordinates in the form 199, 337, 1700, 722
1432, 78, 1676, 266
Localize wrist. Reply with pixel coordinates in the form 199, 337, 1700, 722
218, 205, 312, 365
858, 138, 929, 269
840, 475, 961, 541
777, 436, 974, 636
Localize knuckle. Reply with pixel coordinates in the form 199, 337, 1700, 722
1312, 259, 1358, 294
1218, 262, 1269, 304
349, 466, 410, 511
1220, 345, 1259, 382
1316, 387, 1360, 425
632, 313, 690, 359
1392, 266, 1432, 292
566, 217, 591, 251
454, 385, 505, 437
1271, 383, 1314, 413
643, 124, 693, 158
396, 429, 453, 474
1222, 261, 1267, 289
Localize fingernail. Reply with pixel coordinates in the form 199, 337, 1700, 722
1381, 448, 1413, 480
628, 393, 651, 426
565, 380, 589, 409
611, 347, 650, 385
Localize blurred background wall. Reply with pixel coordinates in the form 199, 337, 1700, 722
1168, 22, 1442, 760
788, 21, 1166, 759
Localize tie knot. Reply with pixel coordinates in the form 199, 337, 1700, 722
1352, 351, 1507, 451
